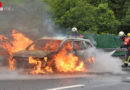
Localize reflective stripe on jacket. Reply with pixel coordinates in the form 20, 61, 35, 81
123, 37, 130, 50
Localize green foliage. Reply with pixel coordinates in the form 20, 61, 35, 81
121, 2, 130, 33
108, 0, 126, 20
122, 6, 130, 26
56, 2, 96, 30
47, 0, 120, 34
107, 0, 130, 33
86, 0, 108, 6
2, 0, 129, 34
95, 3, 120, 33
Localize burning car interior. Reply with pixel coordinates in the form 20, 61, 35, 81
0, 1, 130, 90
0, 29, 95, 74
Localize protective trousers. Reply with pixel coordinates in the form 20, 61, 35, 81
124, 50, 130, 64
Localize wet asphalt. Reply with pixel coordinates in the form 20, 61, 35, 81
0, 71, 130, 90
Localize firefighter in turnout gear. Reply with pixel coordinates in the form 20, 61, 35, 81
119, 31, 130, 67
69, 27, 82, 38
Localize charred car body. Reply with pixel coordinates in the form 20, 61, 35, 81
12, 37, 94, 71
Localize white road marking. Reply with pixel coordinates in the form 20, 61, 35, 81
45, 84, 85, 90
87, 82, 120, 89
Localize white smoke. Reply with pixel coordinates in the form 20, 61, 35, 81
85, 47, 123, 73
0, 68, 29, 80
0, 0, 61, 39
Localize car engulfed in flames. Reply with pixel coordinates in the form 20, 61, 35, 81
0, 30, 95, 74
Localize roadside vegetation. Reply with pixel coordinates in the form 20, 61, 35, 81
2, 0, 130, 34
44, 0, 130, 34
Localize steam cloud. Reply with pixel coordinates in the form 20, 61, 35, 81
0, 0, 124, 79
85, 48, 123, 73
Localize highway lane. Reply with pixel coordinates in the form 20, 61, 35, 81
0, 71, 130, 90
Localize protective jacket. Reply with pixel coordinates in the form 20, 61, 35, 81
120, 36, 130, 65
69, 32, 82, 38
122, 37, 130, 50
0, 2, 2, 7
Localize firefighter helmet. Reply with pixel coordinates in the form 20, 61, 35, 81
118, 31, 125, 37
72, 27, 77, 32
127, 33, 130, 37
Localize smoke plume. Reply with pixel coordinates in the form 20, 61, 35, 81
85, 47, 123, 73
0, 0, 58, 39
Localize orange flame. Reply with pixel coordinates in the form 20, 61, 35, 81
54, 42, 86, 72
28, 41, 86, 73
35, 39, 61, 52
0, 29, 87, 74
88, 56, 95, 63
29, 56, 44, 74
8, 57, 15, 70
29, 56, 53, 74
54, 53, 86, 72
0, 29, 33, 70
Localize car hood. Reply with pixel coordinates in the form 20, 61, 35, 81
13, 50, 53, 58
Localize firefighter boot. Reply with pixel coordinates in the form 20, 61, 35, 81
122, 63, 128, 67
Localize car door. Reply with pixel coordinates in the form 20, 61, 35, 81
72, 39, 93, 61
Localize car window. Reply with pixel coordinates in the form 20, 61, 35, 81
60, 40, 73, 52
85, 41, 92, 48
74, 41, 85, 50
74, 40, 92, 50
34, 39, 62, 52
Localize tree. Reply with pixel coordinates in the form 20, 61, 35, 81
86, 0, 108, 6
95, 3, 120, 33
121, 1, 130, 33
55, 2, 97, 32
108, 0, 126, 20
45, 0, 120, 34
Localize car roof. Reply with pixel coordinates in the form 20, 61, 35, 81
25, 37, 94, 50
39, 36, 66, 40
39, 37, 92, 42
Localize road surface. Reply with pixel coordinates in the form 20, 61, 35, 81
0, 70, 130, 90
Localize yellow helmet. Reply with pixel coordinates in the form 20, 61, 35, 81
127, 33, 130, 37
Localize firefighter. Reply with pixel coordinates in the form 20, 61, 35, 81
119, 31, 130, 67
69, 27, 82, 38
127, 33, 130, 37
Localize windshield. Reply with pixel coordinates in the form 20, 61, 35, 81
33, 39, 62, 52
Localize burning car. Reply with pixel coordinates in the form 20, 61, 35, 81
12, 37, 94, 71
0, 30, 95, 74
